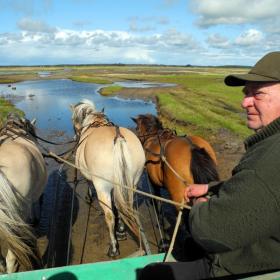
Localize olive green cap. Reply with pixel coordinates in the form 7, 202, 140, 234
224, 51, 280, 86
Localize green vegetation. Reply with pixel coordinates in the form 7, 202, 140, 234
70, 76, 112, 84
0, 99, 24, 127
0, 64, 251, 141
150, 74, 250, 139
99, 85, 124, 96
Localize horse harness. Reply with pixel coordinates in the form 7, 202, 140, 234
143, 128, 195, 160
0, 118, 35, 145
76, 113, 126, 148
142, 129, 195, 185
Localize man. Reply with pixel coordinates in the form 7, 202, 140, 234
140, 51, 280, 279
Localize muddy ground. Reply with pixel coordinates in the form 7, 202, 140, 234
30, 87, 245, 272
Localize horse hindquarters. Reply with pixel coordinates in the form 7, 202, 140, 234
0, 170, 40, 273
190, 146, 219, 184
112, 135, 140, 240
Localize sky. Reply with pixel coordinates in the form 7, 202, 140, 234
0, 0, 279, 66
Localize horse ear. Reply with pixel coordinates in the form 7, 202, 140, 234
69, 104, 75, 112
31, 118, 36, 125
131, 117, 137, 123
101, 107, 105, 113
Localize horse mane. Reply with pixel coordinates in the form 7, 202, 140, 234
72, 99, 97, 127
191, 146, 219, 183
138, 114, 163, 133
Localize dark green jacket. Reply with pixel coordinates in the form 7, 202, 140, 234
189, 117, 280, 277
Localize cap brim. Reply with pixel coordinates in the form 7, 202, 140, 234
224, 73, 278, 87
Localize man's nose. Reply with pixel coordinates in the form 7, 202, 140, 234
241, 96, 253, 109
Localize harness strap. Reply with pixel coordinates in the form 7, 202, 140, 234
114, 126, 126, 144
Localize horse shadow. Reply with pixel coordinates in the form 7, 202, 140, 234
36, 167, 79, 268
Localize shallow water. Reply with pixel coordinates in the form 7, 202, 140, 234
0, 79, 160, 136
0, 79, 175, 267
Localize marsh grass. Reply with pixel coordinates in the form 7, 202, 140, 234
0, 65, 251, 140
132, 72, 251, 139
99, 85, 124, 96
70, 76, 112, 84
0, 99, 24, 127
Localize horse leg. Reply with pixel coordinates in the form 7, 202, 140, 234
95, 185, 119, 257
153, 187, 169, 253
30, 196, 43, 227
0, 245, 6, 273
27, 237, 43, 270
6, 249, 19, 274
115, 210, 127, 241
111, 192, 127, 241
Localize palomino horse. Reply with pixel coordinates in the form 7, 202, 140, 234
132, 114, 219, 205
0, 113, 47, 273
70, 99, 145, 257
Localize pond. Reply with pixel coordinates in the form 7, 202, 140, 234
0, 79, 168, 137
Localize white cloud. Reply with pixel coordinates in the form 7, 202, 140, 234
128, 16, 169, 32
17, 18, 57, 33
123, 49, 155, 63
0, 0, 52, 16
235, 29, 263, 46
0, 27, 201, 65
207, 33, 230, 48
190, 0, 280, 27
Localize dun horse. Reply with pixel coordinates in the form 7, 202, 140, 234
71, 99, 145, 257
0, 113, 47, 273
132, 114, 219, 205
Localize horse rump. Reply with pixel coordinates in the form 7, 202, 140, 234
190, 146, 219, 184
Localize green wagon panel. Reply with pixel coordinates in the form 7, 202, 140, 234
0, 254, 164, 280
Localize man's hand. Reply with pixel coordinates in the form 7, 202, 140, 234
184, 184, 209, 205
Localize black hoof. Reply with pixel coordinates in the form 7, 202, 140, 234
107, 245, 120, 257
158, 239, 169, 253
116, 230, 127, 241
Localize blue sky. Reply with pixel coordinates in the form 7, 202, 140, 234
0, 0, 279, 66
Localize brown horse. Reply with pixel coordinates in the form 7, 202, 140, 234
132, 114, 219, 206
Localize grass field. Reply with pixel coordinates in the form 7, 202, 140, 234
0, 65, 250, 141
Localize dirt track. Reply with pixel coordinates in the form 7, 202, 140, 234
34, 126, 244, 271
28, 86, 245, 270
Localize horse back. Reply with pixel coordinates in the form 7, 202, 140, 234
162, 137, 194, 203
188, 136, 219, 183
0, 139, 47, 202
77, 126, 145, 178
189, 135, 217, 165
162, 136, 219, 202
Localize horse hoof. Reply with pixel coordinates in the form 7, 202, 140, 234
0, 260, 6, 274
116, 231, 127, 241
158, 239, 169, 253
107, 246, 120, 257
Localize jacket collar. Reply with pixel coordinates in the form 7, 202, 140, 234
244, 117, 280, 149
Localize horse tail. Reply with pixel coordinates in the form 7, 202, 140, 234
0, 169, 40, 270
190, 146, 219, 184
113, 135, 139, 238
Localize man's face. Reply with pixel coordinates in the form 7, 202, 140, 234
242, 82, 280, 131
